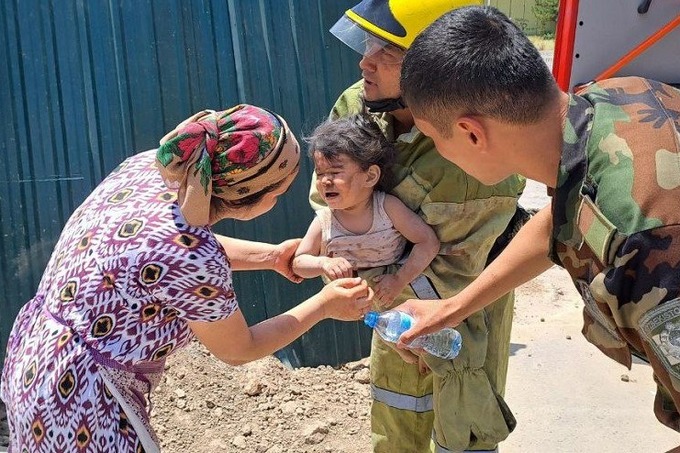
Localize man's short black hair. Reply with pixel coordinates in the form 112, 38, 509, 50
401, 5, 558, 134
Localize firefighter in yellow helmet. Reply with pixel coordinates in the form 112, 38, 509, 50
310, 1, 526, 452
329, 0, 485, 113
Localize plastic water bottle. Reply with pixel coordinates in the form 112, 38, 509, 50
363, 310, 462, 360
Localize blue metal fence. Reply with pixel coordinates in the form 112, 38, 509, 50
0, 0, 368, 368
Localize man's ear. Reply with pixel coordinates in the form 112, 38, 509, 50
456, 116, 487, 150
364, 164, 381, 187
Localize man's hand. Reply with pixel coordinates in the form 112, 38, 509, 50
417, 356, 431, 375
394, 298, 454, 348
376, 335, 420, 364
273, 239, 303, 283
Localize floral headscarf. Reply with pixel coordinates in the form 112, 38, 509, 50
156, 105, 300, 226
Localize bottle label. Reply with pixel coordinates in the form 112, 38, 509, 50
398, 312, 412, 332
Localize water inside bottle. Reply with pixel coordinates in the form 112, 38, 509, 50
384, 312, 412, 341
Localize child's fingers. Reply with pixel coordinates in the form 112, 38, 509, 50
375, 294, 390, 309
376, 299, 388, 309
374, 283, 389, 303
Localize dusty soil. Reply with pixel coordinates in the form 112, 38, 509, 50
150, 346, 372, 453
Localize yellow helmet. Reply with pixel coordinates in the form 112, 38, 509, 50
331, 0, 483, 55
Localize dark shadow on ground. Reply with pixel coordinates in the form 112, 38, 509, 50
510, 343, 527, 356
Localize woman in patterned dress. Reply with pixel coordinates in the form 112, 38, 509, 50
0, 105, 372, 453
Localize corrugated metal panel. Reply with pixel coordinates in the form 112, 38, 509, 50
0, 0, 369, 367
489, 0, 543, 34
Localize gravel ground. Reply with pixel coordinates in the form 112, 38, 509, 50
150, 344, 372, 453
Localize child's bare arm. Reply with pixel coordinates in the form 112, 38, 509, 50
383, 194, 439, 288
293, 218, 354, 280
292, 218, 326, 278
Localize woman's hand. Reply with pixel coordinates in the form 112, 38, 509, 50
191, 279, 370, 366
321, 257, 355, 280
318, 277, 373, 321
273, 239, 303, 283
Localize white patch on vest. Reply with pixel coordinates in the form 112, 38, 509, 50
655, 148, 680, 190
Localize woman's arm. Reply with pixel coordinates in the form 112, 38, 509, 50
214, 234, 302, 283
395, 205, 555, 346
188, 277, 371, 365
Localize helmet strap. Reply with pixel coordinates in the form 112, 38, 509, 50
364, 97, 407, 113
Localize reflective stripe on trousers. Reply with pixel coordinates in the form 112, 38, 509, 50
371, 383, 433, 413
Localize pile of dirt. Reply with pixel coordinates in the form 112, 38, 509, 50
150, 343, 373, 453
0, 343, 372, 453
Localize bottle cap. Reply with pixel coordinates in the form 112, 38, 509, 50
364, 311, 379, 328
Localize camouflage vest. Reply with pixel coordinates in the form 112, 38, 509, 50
550, 77, 680, 374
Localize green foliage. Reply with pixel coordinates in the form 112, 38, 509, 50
512, 17, 529, 32
532, 0, 559, 36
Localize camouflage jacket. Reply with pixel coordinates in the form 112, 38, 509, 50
550, 77, 680, 374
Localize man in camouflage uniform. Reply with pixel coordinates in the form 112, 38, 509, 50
396, 5, 680, 435
310, 1, 526, 451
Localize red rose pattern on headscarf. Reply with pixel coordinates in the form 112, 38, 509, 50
156, 105, 300, 226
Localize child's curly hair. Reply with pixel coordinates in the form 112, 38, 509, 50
305, 114, 396, 191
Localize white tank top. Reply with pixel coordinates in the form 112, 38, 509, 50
317, 191, 407, 269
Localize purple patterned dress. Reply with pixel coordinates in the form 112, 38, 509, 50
1, 150, 238, 453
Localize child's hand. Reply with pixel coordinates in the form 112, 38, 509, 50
322, 257, 355, 280
373, 274, 404, 308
